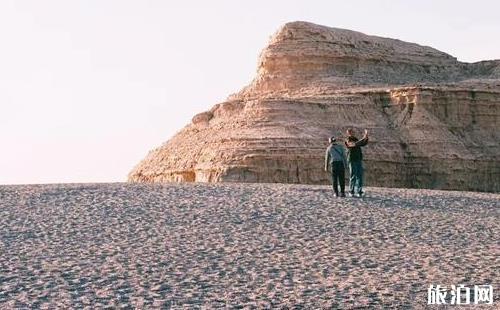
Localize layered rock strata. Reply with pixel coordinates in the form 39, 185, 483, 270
129, 22, 500, 192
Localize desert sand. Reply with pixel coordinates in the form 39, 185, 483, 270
0, 183, 498, 308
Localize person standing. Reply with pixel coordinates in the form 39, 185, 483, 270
345, 128, 369, 197
325, 136, 348, 197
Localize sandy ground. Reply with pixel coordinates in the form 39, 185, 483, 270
0, 183, 498, 309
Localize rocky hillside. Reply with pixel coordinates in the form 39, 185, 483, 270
129, 21, 500, 192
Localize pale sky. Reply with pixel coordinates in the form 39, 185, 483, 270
1, 0, 499, 184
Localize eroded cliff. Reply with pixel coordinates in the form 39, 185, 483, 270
129, 22, 500, 192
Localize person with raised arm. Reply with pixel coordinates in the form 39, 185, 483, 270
345, 128, 369, 197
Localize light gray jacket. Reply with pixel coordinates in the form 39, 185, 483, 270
325, 143, 348, 170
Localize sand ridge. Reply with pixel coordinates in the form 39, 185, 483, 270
0, 183, 498, 308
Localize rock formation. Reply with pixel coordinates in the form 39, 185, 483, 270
129, 21, 500, 192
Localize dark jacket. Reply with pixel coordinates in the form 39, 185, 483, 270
345, 136, 368, 162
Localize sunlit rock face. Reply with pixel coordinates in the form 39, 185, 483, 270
129, 21, 500, 192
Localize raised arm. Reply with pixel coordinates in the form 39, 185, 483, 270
355, 136, 369, 147
352, 130, 369, 147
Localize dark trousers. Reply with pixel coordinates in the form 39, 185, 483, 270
330, 161, 345, 195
